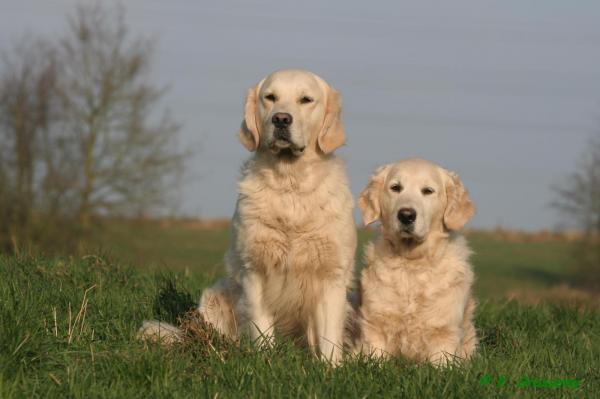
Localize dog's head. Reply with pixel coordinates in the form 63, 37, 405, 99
238, 69, 346, 159
358, 159, 475, 244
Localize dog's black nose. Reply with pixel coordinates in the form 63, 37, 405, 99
398, 208, 417, 225
272, 112, 293, 128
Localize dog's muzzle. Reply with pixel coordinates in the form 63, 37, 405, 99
274, 128, 291, 143
269, 113, 305, 156
397, 208, 418, 237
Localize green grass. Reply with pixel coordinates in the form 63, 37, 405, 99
468, 233, 577, 298
0, 254, 598, 398
1, 222, 597, 397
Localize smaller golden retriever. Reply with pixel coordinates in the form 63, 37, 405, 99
357, 159, 478, 365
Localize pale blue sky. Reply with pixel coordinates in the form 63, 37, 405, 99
2, 1, 600, 230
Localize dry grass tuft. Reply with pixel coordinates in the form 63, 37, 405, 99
466, 228, 593, 243
177, 310, 236, 360
506, 284, 600, 310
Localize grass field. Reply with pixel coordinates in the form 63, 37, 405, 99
1, 221, 599, 398
93, 220, 580, 300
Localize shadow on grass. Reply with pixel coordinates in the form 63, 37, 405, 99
478, 324, 519, 355
510, 266, 565, 286
153, 274, 196, 324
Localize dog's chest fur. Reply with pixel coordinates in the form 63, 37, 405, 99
231, 157, 355, 278
360, 236, 473, 330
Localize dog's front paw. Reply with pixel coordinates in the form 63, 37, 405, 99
428, 350, 458, 368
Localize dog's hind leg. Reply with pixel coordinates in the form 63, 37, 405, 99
198, 277, 240, 339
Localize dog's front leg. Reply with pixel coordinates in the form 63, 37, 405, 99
315, 282, 346, 365
360, 323, 389, 359
426, 327, 461, 367
241, 271, 275, 347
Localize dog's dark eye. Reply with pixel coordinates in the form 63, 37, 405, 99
299, 96, 313, 104
422, 187, 435, 195
265, 94, 277, 102
390, 184, 403, 193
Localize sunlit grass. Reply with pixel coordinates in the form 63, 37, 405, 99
1, 254, 597, 398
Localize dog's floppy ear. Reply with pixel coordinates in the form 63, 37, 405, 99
358, 164, 392, 226
443, 171, 475, 231
318, 87, 346, 154
239, 80, 263, 151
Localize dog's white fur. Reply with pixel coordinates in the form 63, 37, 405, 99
137, 320, 184, 344
140, 70, 356, 364
357, 159, 478, 365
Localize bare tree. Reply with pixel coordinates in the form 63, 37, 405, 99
553, 133, 600, 290
0, 38, 58, 250
56, 4, 185, 231
0, 3, 187, 253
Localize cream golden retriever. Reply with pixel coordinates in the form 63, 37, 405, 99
356, 159, 477, 365
141, 69, 356, 364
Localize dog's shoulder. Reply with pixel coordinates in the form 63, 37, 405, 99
360, 238, 403, 285
439, 234, 475, 284
444, 234, 473, 266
